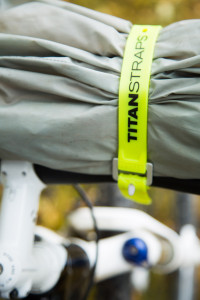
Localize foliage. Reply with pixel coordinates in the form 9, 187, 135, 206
67, 0, 200, 26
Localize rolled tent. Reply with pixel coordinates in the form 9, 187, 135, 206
0, 0, 200, 193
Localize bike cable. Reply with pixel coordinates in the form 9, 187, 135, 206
73, 184, 100, 300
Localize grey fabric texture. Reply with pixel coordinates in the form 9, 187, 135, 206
0, 0, 199, 179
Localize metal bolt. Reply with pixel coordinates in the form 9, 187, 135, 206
10, 289, 18, 299
129, 246, 138, 255
0, 264, 3, 275
128, 184, 135, 196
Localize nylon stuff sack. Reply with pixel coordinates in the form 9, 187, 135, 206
0, 0, 200, 194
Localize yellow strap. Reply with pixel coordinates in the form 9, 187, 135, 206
118, 25, 162, 204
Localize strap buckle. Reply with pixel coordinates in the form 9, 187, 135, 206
112, 158, 153, 186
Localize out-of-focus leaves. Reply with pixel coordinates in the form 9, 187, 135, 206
38, 185, 78, 230
38, 184, 98, 231
67, 0, 200, 25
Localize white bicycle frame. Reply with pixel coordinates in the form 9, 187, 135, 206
0, 160, 199, 298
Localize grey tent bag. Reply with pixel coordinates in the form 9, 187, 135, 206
0, 0, 200, 194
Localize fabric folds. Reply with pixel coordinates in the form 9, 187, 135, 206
0, 1, 199, 183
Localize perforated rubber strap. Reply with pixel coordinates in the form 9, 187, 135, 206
117, 25, 162, 204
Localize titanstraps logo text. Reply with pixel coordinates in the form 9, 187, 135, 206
128, 34, 147, 142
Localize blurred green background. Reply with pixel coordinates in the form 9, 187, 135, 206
68, 0, 200, 26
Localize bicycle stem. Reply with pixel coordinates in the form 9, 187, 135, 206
0, 161, 67, 298
0, 161, 45, 257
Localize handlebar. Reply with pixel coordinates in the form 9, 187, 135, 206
34, 164, 200, 195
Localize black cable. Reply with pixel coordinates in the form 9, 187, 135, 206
73, 184, 100, 300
